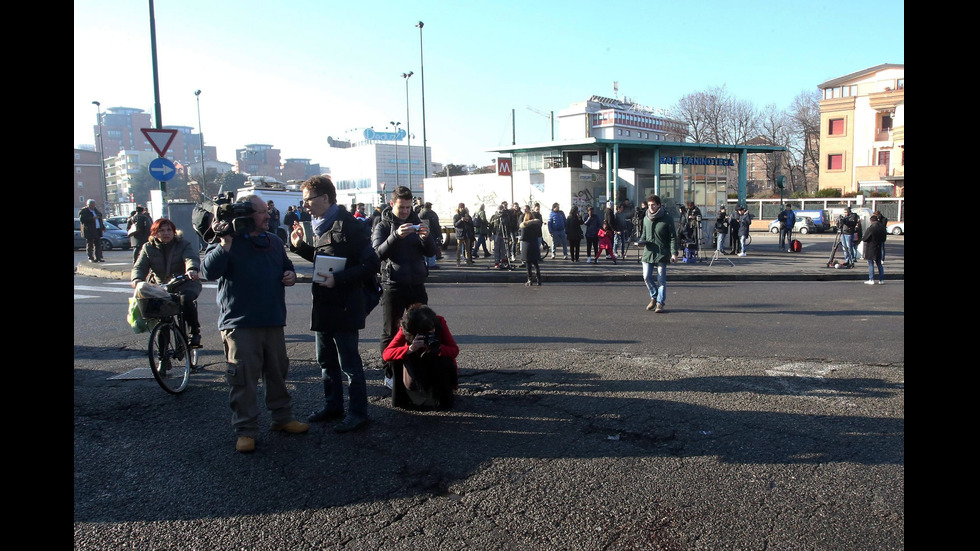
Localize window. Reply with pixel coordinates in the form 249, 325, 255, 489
829, 118, 845, 136
827, 154, 843, 170
877, 151, 890, 167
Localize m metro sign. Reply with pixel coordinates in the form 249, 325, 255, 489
141, 128, 178, 157
497, 157, 512, 177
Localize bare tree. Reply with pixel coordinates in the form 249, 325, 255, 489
787, 90, 821, 194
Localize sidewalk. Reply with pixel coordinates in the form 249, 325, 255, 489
76, 235, 904, 284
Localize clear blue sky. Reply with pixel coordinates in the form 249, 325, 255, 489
74, 0, 904, 168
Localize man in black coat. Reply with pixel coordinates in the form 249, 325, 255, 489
291, 176, 380, 433
79, 199, 105, 262
372, 186, 437, 386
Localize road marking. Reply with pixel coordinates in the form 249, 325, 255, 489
74, 286, 134, 294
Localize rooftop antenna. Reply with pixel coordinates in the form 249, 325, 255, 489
613, 81, 619, 100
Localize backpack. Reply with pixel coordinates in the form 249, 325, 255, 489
192, 197, 218, 244
791, 239, 802, 253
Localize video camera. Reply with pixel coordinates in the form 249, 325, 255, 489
192, 192, 256, 244
212, 192, 256, 236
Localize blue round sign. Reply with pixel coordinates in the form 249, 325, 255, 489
149, 157, 177, 182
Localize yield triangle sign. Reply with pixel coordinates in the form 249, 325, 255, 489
141, 128, 178, 157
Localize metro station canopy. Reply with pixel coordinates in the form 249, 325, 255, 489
489, 96, 786, 205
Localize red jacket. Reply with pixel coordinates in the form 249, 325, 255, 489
383, 315, 459, 365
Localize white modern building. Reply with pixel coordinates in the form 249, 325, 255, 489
324, 129, 432, 209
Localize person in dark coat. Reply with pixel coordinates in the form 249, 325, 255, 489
79, 199, 106, 262
565, 206, 584, 262
861, 214, 887, 285
132, 218, 204, 346
520, 211, 543, 285
583, 206, 600, 262
290, 176, 380, 432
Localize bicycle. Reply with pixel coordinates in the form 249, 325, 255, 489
138, 275, 201, 394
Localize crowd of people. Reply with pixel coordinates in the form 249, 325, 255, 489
92, 183, 894, 453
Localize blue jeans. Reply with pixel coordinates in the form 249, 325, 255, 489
642, 262, 668, 305
551, 230, 568, 256
614, 232, 628, 257
316, 330, 367, 419
841, 234, 855, 264
740, 235, 749, 254
867, 258, 883, 282
717, 233, 726, 252
493, 234, 506, 264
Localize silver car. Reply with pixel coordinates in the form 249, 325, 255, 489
768, 216, 817, 235
74, 218, 131, 251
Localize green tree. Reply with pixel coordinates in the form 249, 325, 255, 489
433, 164, 468, 177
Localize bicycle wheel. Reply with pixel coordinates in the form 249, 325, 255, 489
148, 321, 191, 394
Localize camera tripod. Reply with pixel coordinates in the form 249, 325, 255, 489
709, 228, 734, 267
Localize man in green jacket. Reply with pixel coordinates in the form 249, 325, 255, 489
639, 195, 678, 313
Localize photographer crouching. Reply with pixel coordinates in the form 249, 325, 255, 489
382, 304, 459, 410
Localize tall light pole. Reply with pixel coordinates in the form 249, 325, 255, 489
194, 90, 207, 197
92, 101, 108, 207
415, 21, 428, 178
402, 71, 414, 191
389, 121, 402, 191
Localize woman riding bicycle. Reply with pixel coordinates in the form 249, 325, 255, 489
131, 218, 203, 347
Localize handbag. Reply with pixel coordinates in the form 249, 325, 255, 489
127, 296, 151, 334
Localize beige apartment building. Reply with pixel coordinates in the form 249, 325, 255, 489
818, 64, 904, 196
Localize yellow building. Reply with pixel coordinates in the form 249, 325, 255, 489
818, 64, 904, 196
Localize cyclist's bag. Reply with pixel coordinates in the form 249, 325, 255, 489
127, 296, 150, 334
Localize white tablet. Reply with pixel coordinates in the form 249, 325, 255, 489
312, 254, 347, 283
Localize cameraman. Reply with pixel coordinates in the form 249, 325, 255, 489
382, 303, 459, 409
714, 206, 729, 254
839, 207, 860, 267
201, 195, 306, 453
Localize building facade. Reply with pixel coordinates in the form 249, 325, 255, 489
282, 158, 323, 182
74, 148, 104, 211
818, 64, 904, 196
235, 144, 282, 179
324, 129, 431, 208
104, 150, 158, 203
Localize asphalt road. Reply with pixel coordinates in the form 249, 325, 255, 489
74, 273, 904, 550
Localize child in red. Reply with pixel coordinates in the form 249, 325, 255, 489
382, 303, 459, 409
596, 222, 617, 264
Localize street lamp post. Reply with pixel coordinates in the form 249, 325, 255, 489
194, 90, 207, 198
415, 21, 428, 179
389, 121, 402, 192
92, 101, 109, 208
402, 71, 413, 191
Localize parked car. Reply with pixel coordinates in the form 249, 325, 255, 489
889, 221, 904, 235
74, 218, 131, 251
107, 215, 130, 228
768, 216, 817, 235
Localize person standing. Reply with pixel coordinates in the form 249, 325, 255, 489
267, 200, 281, 238
79, 199, 106, 262
453, 203, 475, 266
472, 204, 491, 259
614, 203, 632, 259
419, 202, 442, 268
735, 206, 753, 257
373, 186, 437, 387
127, 206, 152, 263
778, 204, 796, 252
283, 205, 298, 229
289, 176, 379, 432
200, 195, 307, 453
639, 195, 678, 313
861, 214, 887, 285
714, 206, 730, 254
565, 205, 584, 262
840, 206, 860, 266
520, 211, 543, 285
548, 203, 568, 259
490, 204, 508, 269
584, 206, 600, 263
